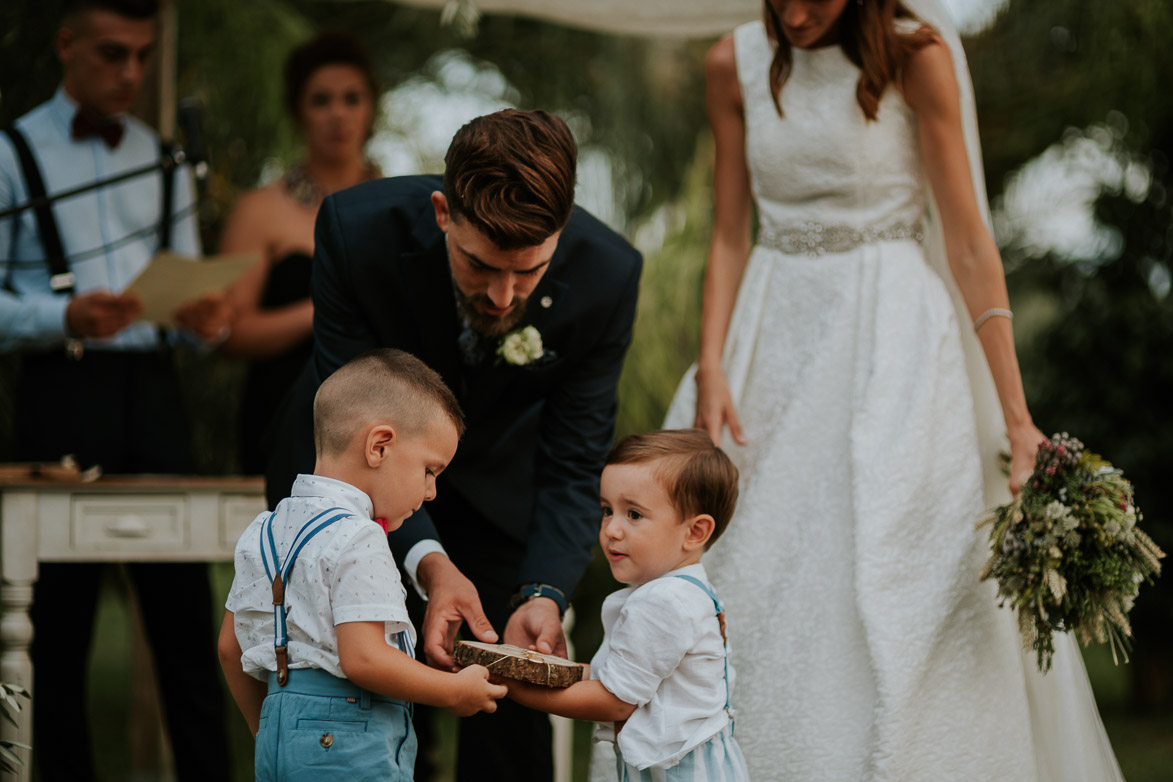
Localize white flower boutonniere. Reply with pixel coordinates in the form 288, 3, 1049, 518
497, 325, 545, 366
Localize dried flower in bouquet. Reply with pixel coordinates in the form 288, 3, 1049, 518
979, 433, 1165, 672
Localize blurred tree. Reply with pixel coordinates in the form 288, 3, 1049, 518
175, 0, 313, 242
0, 0, 65, 461
969, 0, 1173, 709
968, 0, 1173, 199
1008, 156, 1173, 710
0, 2, 64, 127
613, 137, 713, 441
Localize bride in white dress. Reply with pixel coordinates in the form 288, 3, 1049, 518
653, 0, 1127, 780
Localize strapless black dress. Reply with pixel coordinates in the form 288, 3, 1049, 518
239, 251, 313, 475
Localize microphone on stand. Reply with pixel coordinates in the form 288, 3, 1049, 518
0, 101, 214, 223
177, 96, 209, 184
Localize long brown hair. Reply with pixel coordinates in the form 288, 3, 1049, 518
763, 0, 936, 121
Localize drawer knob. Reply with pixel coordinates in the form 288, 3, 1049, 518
107, 515, 151, 538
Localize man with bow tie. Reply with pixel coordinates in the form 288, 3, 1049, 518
0, 1, 232, 779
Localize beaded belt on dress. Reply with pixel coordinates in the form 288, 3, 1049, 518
758, 220, 924, 257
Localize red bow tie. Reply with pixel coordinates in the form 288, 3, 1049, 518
71, 110, 125, 149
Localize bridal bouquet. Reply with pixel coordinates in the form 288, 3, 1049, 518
979, 433, 1164, 672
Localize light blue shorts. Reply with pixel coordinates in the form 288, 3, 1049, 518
255, 668, 416, 782
616, 723, 749, 782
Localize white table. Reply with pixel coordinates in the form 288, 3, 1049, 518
0, 474, 576, 782
0, 474, 265, 781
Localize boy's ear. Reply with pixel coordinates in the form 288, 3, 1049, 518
364, 423, 396, 468
683, 514, 716, 552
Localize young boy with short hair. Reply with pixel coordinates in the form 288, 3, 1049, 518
505, 429, 750, 780
218, 348, 506, 780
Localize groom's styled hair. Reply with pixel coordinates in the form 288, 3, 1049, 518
443, 109, 577, 251
606, 429, 740, 549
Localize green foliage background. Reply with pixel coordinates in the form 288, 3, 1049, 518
2, 0, 1171, 778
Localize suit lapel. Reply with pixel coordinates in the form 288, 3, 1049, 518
457, 273, 570, 421
396, 215, 463, 395
522, 276, 569, 336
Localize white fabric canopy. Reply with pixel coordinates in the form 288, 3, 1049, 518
391, 0, 760, 37
385, 1, 1001, 37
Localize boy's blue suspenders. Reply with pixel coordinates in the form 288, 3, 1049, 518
260, 507, 351, 686
259, 506, 416, 687
673, 574, 734, 727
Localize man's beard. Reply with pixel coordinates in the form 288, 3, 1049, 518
455, 288, 529, 338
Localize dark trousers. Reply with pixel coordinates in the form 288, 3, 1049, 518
405, 487, 554, 782
16, 350, 231, 782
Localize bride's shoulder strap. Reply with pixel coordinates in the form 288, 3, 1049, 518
731, 19, 771, 103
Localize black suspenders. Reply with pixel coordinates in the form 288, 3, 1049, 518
2, 125, 180, 298
158, 139, 176, 252
2, 126, 74, 294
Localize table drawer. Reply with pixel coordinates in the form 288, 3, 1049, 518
71, 495, 188, 552
220, 494, 264, 549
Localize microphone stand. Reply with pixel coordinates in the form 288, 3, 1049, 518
0, 146, 196, 222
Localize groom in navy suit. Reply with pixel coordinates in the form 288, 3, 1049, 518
265, 109, 642, 781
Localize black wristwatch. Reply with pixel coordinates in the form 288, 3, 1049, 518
507, 583, 568, 617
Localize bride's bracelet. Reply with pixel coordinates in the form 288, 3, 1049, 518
973, 307, 1013, 333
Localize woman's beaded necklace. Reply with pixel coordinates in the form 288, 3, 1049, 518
282, 161, 381, 209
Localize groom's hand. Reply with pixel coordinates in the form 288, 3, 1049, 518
503, 599, 567, 659
417, 553, 498, 670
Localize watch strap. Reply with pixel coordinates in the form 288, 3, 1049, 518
510, 583, 568, 616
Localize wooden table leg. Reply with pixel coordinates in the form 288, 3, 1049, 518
1, 492, 38, 782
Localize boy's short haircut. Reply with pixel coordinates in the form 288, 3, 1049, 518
606, 429, 739, 548
313, 349, 465, 458
443, 109, 577, 251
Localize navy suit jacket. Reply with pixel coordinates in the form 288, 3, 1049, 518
265, 175, 642, 597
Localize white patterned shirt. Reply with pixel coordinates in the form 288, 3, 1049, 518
226, 474, 414, 680
591, 563, 736, 770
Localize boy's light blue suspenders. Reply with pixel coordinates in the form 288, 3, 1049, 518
673, 574, 734, 726
259, 506, 417, 687
259, 507, 352, 686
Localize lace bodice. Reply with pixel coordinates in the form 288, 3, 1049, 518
734, 21, 925, 237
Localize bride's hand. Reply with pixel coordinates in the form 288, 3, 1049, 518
695, 366, 746, 446
1007, 423, 1047, 497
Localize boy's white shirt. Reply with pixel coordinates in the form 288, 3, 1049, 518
591, 562, 735, 770
226, 474, 415, 681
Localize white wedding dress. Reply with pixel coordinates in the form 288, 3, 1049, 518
645, 12, 1126, 782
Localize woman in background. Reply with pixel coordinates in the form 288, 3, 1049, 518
219, 32, 381, 473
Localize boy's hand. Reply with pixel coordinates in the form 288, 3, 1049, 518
447, 664, 507, 717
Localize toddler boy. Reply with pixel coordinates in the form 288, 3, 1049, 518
506, 429, 750, 780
